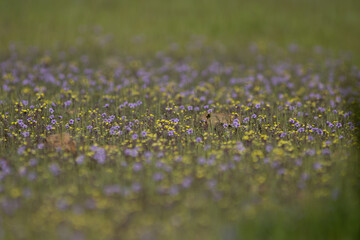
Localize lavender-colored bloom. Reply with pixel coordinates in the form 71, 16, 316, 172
280, 132, 287, 138
22, 131, 30, 137
232, 121, 240, 128
168, 130, 175, 136
243, 117, 249, 124
313, 162, 322, 170
93, 147, 106, 164
49, 108, 54, 113
132, 133, 138, 140
233, 155, 241, 162
197, 157, 206, 165
64, 100, 72, 107
69, 119, 74, 124
169, 185, 179, 196
51, 119, 57, 125
49, 163, 60, 176
182, 177, 193, 188
195, 137, 202, 143
306, 149, 316, 156
187, 128, 193, 135
153, 172, 164, 181
29, 158, 38, 166
17, 146, 26, 155
87, 125, 93, 130
104, 185, 121, 196
266, 145, 273, 153
322, 148, 331, 155
277, 168, 285, 175
171, 118, 180, 123
132, 182, 142, 192
142, 131, 147, 137
76, 155, 85, 165
133, 162, 142, 172
297, 128, 305, 133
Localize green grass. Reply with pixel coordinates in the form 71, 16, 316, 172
1, 0, 360, 61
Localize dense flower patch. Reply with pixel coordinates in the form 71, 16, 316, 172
0, 45, 359, 239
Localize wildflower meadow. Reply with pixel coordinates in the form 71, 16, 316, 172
0, 0, 360, 239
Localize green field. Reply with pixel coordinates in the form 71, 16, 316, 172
1, 0, 360, 59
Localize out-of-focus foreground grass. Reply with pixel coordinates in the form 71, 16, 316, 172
1, 0, 360, 60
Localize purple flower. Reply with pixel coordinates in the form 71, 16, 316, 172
187, 128, 193, 135
87, 125, 93, 130
153, 172, 164, 181
46, 125, 53, 131
17, 146, 26, 155
132, 182, 142, 192
69, 119, 74, 124
182, 177, 193, 188
133, 162, 142, 172
313, 162, 322, 170
51, 119, 57, 125
297, 128, 305, 133
142, 131, 147, 137
168, 130, 174, 136
232, 121, 240, 128
196, 137, 202, 143
132, 133, 138, 140
76, 155, 85, 165
171, 118, 180, 123
93, 147, 106, 164
49, 163, 60, 176
266, 145, 273, 153
64, 100, 72, 107
322, 148, 331, 155
22, 131, 30, 137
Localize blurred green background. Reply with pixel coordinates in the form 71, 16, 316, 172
1, 0, 360, 59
